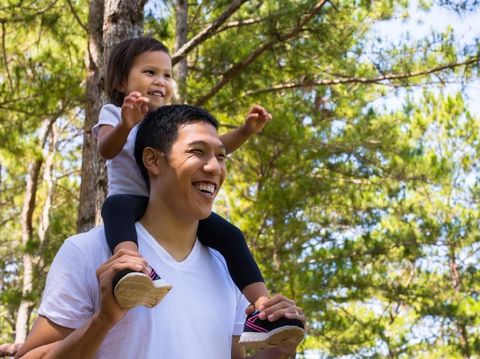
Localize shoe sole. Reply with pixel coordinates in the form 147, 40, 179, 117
114, 272, 172, 310
239, 326, 305, 350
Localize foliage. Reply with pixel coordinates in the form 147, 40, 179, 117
0, 0, 86, 343
1, 0, 480, 357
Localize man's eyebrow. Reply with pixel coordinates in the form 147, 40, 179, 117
188, 140, 226, 151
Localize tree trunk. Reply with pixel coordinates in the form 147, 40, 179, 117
14, 119, 55, 343
449, 245, 471, 358
37, 124, 58, 267
174, 0, 188, 103
77, 0, 105, 233
102, 0, 147, 64
78, 0, 146, 233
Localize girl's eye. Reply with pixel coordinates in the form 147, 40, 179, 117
144, 70, 155, 75
165, 73, 172, 79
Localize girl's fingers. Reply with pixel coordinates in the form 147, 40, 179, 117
134, 96, 150, 105
124, 94, 149, 111
128, 91, 142, 98
249, 105, 271, 119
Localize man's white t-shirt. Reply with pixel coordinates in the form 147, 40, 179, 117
92, 104, 148, 197
38, 224, 248, 359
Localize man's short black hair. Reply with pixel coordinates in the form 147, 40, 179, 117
134, 104, 219, 188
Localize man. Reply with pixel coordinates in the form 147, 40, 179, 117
17, 105, 305, 358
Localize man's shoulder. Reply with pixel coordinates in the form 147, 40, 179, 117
63, 226, 108, 258
206, 246, 228, 268
203, 246, 239, 288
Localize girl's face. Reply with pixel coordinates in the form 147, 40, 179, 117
120, 50, 174, 112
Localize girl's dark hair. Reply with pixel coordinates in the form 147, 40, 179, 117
105, 37, 170, 106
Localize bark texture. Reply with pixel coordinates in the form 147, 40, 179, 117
78, 0, 105, 233
78, 0, 146, 233
174, 0, 188, 102
14, 119, 55, 343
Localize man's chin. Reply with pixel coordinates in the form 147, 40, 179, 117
198, 209, 213, 220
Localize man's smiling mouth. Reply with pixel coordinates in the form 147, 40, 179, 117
193, 182, 216, 196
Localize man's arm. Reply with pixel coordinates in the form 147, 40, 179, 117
219, 105, 272, 154
15, 315, 110, 359
17, 249, 148, 359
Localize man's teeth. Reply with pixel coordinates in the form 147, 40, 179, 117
194, 183, 215, 194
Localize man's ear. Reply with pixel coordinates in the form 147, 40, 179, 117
143, 147, 166, 176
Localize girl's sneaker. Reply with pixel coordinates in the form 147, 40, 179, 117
112, 267, 172, 309
239, 311, 305, 349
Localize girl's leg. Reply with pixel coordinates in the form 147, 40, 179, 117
101, 194, 149, 254
199, 213, 306, 348
102, 194, 171, 309
197, 212, 268, 306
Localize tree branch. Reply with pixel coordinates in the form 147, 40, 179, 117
214, 16, 263, 34
0, 22, 13, 92
171, 0, 249, 66
239, 56, 480, 97
66, 0, 87, 33
0, 1, 58, 23
194, 0, 329, 106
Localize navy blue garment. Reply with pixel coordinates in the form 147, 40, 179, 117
102, 194, 264, 291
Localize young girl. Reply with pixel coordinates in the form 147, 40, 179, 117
92, 37, 305, 348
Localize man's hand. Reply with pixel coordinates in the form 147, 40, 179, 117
95, 249, 149, 326
256, 294, 306, 356
242, 105, 272, 135
258, 294, 305, 323
120, 91, 150, 130
15, 250, 151, 359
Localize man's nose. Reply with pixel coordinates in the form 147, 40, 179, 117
203, 156, 222, 175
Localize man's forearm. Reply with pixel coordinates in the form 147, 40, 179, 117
22, 314, 114, 359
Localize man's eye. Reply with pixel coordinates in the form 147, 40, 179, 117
217, 154, 226, 161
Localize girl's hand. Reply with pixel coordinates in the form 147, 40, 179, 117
120, 91, 150, 129
243, 105, 272, 135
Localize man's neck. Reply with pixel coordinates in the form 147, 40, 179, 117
139, 200, 199, 262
